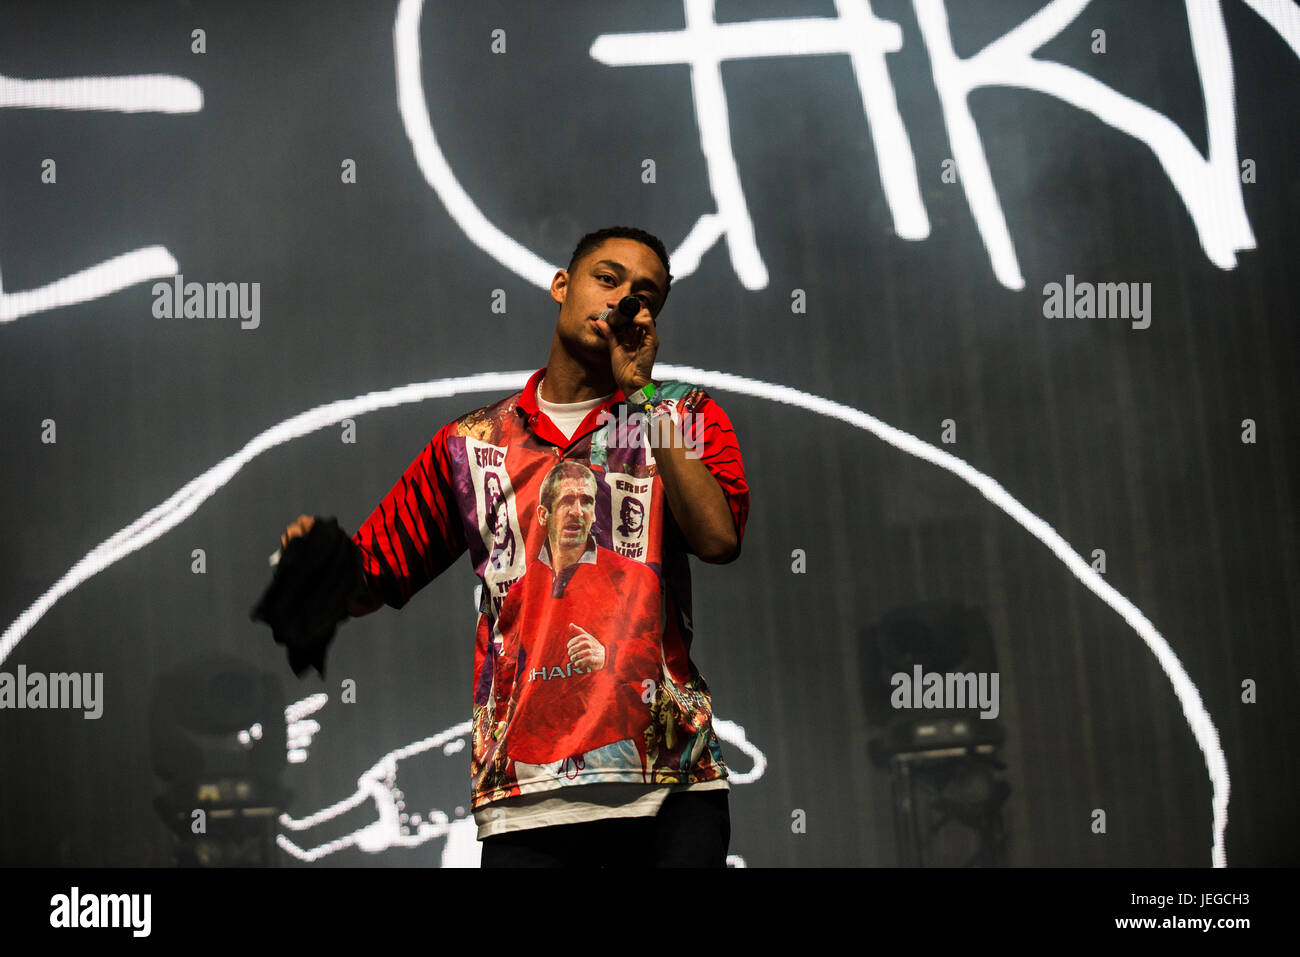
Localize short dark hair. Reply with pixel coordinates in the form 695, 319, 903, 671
567, 226, 673, 300
539, 460, 597, 512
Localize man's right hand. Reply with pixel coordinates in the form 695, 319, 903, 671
567, 622, 607, 671
281, 514, 316, 549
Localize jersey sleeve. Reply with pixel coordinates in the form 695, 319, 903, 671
350, 419, 468, 612
680, 390, 750, 556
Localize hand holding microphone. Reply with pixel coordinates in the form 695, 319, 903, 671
597, 295, 659, 399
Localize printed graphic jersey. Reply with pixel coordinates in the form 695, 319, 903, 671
350, 368, 749, 809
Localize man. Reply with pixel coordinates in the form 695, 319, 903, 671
278, 226, 748, 866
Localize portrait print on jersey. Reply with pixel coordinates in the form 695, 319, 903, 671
494, 460, 661, 771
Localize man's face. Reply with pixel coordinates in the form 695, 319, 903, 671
550, 237, 669, 356
491, 503, 509, 543
542, 476, 597, 550
620, 497, 643, 531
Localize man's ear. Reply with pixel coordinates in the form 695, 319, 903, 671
651, 289, 668, 320
550, 269, 569, 306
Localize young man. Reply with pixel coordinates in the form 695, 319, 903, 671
279, 226, 749, 866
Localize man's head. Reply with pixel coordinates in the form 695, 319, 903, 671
566, 227, 672, 299
537, 460, 598, 554
619, 495, 644, 533
550, 226, 672, 358
484, 473, 505, 525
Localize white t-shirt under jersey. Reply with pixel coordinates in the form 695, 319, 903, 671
534, 378, 612, 441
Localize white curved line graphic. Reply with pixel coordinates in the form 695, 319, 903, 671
394, 0, 556, 289
0, 72, 202, 113
712, 718, 766, 785
273, 714, 765, 862
0, 366, 1229, 867
0, 247, 179, 324
1, 68, 202, 324
0, 371, 526, 665
393, 0, 718, 290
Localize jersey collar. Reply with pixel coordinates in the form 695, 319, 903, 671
516, 367, 629, 447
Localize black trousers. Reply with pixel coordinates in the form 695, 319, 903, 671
479, 788, 730, 868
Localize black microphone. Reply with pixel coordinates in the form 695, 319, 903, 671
598, 295, 642, 334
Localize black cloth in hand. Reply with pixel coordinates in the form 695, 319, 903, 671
250, 516, 366, 679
